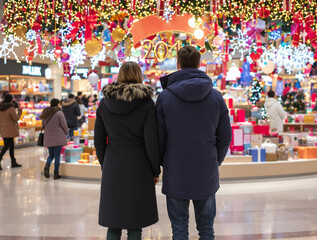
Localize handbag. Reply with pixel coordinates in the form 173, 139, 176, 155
37, 111, 56, 147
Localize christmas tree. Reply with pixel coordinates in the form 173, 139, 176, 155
249, 79, 263, 104
282, 91, 306, 114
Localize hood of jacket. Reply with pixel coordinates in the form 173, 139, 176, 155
102, 83, 153, 115
0, 102, 14, 112
264, 98, 279, 109
62, 98, 77, 107
40, 106, 61, 119
166, 68, 213, 102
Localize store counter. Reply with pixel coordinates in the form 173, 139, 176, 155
39, 157, 317, 181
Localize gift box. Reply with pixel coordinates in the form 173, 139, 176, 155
251, 134, 263, 147
239, 123, 253, 134
298, 138, 307, 146
224, 98, 233, 109
277, 144, 288, 161
65, 147, 84, 163
83, 146, 96, 154
249, 148, 266, 162
230, 128, 244, 153
296, 146, 317, 159
244, 143, 251, 153
266, 153, 278, 161
251, 111, 262, 120
304, 114, 315, 123
283, 133, 300, 147
253, 125, 270, 135
244, 133, 251, 143
230, 109, 245, 122
88, 117, 96, 131
81, 153, 90, 160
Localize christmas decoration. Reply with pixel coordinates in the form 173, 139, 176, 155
230, 29, 252, 61
111, 26, 126, 42
88, 72, 99, 85
283, 91, 306, 114
25, 30, 37, 42
249, 79, 263, 105
0, 35, 20, 63
85, 38, 103, 58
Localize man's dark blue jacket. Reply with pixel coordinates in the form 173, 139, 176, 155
156, 68, 232, 200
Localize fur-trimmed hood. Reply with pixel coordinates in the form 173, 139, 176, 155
0, 102, 14, 112
62, 98, 77, 107
103, 83, 153, 102
102, 83, 154, 115
40, 107, 61, 119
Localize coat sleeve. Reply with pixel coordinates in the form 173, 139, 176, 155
144, 99, 161, 177
59, 112, 69, 135
9, 108, 22, 122
94, 104, 108, 169
155, 94, 166, 165
216, 97, 232, 166
277, 102, 286, 121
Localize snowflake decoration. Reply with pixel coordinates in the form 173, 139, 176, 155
0, 35, 21, 63
258, 44, 314, 74
58, 21, 73, 44
90, 46, 107, 69
163, 6, 174, 22
296, 71, 305, 81
62, 44, 87, 73
26, 30, 37, 42
229, 29, 252, 60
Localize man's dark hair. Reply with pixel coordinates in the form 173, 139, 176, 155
75, 96, 82, 105
68, 94, 75, 99
177, 45, 201, 69
3, 94, 13, 103
77, 92, 82, 97
268, 90, 275, 98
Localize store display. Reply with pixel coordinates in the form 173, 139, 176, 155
277, 144, 289, 161
249, 147, 266, 162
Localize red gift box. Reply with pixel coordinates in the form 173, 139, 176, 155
224, 98, 233, 109
230, 128, 244, 153
230, 109, 245, 122
253, 125, 270, 135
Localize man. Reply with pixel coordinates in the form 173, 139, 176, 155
62, 94, 81, 140
78, 91, 88, 108
156, 46, 232, 240
264, 90, 286, 133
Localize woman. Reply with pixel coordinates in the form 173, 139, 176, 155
0, 94, 22, 170
94, 62, 161, 240
40, 98, 68, 179
75, 96, 87, 127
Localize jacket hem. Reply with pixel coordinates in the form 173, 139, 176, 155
162, 188, 219, 200
98, 218, 158, 229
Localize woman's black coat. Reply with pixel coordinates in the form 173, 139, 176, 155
94, 83, 161, 229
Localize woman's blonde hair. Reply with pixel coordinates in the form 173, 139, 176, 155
117, 62, 143, 84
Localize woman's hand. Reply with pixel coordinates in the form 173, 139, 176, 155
154, 177, 159, 185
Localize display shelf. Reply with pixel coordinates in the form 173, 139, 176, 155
0, 141, 37, 149
283, 123, 317, 132
39, 157, 317, 181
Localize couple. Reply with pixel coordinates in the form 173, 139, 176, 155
94, 46, 232, 240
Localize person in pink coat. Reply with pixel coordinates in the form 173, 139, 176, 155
40, 98, 68, 179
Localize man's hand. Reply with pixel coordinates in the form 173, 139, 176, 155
154, 177, 159, 185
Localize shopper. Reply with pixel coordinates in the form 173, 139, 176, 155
0, 95, 23, 170
264, 90, 286, 133
156, 46, 232, 240
40, 98, 68, 179
75, 96, 87, 126
62, 94, 80, 140
94, 61, 161, 240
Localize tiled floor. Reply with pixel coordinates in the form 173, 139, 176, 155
0, 146, 317, 239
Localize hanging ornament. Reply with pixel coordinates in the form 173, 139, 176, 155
54, 45, 62, 58
103, 28, 111, 42
24, 49, 35, 62
88, 72, 99, 85
178, 33, 187, 41
25, 30, 37, 42
14, 26, 27, 38
85, 38, 103, 58
61, 52, 70, 62
50, 36, 61, 46
261, 60, 275, 74
111, 26, 126, 42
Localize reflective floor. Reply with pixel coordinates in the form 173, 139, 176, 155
0, 146, 317, 240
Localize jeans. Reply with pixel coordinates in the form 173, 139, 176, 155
68, 126, 78, 140
166, 195, 216, 240
107, 228, 142, 240
46, 146, 62, 173
0, 138, 15, 161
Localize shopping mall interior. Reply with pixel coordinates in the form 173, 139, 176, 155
1, 0, 317, 239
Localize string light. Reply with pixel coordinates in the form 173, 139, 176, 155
0, 34, 21, 64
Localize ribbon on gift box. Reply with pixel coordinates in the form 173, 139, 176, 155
66, 9, 98, 43
291, 13, 317, 49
